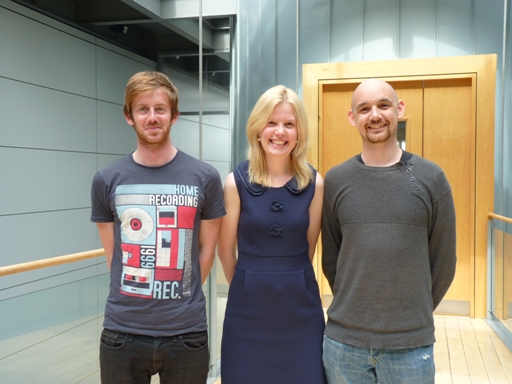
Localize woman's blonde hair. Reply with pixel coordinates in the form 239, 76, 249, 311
246, 85, 313, 190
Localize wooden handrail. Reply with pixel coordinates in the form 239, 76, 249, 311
0, 248, 105, 277
3, 215, 510, 277
489, 212, 512, 225
1, 215, 510, 277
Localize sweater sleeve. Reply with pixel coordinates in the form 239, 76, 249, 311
429, 185, 457, 309
321, 193, 342, 291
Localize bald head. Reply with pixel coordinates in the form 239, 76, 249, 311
351, 79, 399, 111
347, 78, 406, 147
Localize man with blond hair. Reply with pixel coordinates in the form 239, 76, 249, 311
91, 71, 225, 383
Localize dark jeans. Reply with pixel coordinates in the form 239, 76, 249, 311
100, 328, 210, 384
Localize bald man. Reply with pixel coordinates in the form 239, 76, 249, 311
321, 79, 456, 384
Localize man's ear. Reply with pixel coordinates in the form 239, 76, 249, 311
347, 109, 356, 126
397, 100, 405, 118
171, 113, 179, 125
124, 113, 134, 126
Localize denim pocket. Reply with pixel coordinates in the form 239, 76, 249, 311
181, 331, 208, 350
100, 328, 127, 348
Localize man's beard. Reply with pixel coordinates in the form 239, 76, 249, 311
134, 124, 171, 149
366, 127, 391, 144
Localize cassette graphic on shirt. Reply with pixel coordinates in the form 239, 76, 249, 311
115, 184, 198, 299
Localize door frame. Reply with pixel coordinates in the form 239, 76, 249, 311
303, 54, 496, 318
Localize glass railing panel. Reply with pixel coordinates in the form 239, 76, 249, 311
488, 223, 512, 351
0, 273, 109, 383
493, 229, 505, 319
499, 231, 512, 331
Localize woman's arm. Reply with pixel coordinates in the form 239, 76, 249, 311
217, 173, 241, 283
307, 173, 324, 261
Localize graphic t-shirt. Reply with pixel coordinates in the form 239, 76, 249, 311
91, 150, 225, 336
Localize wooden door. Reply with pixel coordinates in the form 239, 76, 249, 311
303, 55, 496, 317
319, 78, 474, 315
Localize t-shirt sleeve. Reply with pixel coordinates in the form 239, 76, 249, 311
90, 171, 114, 223
201, 165, 226, 220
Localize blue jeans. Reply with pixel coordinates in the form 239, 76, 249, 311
100, 328, 210, 384
323, 335, 435, 384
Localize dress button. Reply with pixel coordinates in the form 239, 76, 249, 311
270, 200, 283, 211
406, 168, 411, 173
270, 225, 283, 237
410, 176, 415, 182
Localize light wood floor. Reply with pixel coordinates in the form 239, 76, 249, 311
0, 315, 510, 383
434, 315, 512, 383
213, 315, 512, 384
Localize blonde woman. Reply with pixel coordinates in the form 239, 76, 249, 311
218, 85, 326, 383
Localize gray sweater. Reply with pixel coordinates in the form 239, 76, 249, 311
322, 153, 456, 349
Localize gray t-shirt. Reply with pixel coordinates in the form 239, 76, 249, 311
91, 150, 226, 336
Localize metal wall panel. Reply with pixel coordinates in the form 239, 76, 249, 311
204, 160, 231, 182
247, 0, 263, 106
232, 0, 250, 166
0, 6, 96, 98
400, 0, 437, 58
202, 114, 230, 129
299, 0, 331, 80
0, 77, 97, 152
175, 114, 230, 163
473, 0, 506, 219
331, 0, 364, 62
96, 47, 154, 105
259, 0, 278, 92
503, 0, 512, 222
97, 101, 136, 155
438, 0, 474, 56
167, 71, 230, 113
277, 0, 299, 90
202, 124, 231, 162
0, 148, 97, 215
203, 113, 231, 180
97, 154, 127, 170
232, 0, 260, 166
0, 209, 98, 282
0, 0, 95, 40
363, 0, 400, 60
475, 0, 504, 55
171, 117, 200, 159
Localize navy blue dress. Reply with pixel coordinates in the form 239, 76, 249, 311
221, 161, 326, 384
